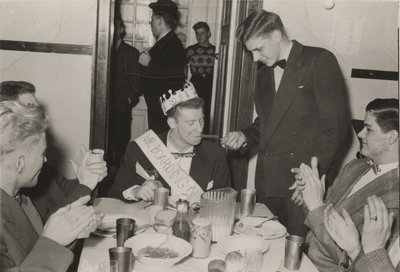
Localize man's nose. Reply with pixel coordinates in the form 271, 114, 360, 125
357, 127, 366, 139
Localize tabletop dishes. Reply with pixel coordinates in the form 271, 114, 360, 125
125, 232, 192, 270
218, 235, 270, 255
94, 214, 144, 237
234, 217, 287, 239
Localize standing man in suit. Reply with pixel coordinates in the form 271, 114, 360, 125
108, 81, 231, 202
108, 17, 141, 169
139, 0, 187, 134
221, 10, 349, 236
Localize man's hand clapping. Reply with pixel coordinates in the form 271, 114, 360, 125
42, 196, 98, 246
69, 145, 108, 190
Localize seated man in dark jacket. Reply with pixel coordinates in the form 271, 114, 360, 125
108, 81, 231, 203
0, 101, 101, 271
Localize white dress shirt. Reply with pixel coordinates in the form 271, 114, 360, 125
274, 41, 293, 92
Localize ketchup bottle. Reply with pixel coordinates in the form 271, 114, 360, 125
172, 194, 191, 242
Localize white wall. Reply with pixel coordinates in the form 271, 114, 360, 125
0, 0, 97, 178
247, 0, 399, 186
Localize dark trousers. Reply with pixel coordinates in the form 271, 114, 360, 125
258, 196, 309, 238
108, 109, 132, 167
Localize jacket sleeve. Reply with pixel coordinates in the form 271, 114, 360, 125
0, 237, 73, 272
311, 50, 349, 175
212, 145, 232, 189
241, 116, 261, 151
354, 248, 398, 272
108, 141, 146, 200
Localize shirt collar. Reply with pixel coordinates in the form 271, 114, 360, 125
280, 40, 293, 62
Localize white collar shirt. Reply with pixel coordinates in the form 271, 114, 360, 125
274, 41, 293, 92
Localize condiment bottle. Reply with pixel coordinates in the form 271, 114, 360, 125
172, 194, 191, 242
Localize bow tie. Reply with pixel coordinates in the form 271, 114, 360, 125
14, 193, 27, 205
171, 152, 195, 159
366, 159, 381, 175
271, 59, 286, 69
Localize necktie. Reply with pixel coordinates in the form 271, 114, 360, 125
366, 159, 381, 175
272, 59, 286, 69
171, 152, 195, 159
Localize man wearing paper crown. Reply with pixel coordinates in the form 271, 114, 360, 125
108, 81, 231, 203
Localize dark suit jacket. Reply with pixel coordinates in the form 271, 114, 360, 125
242, 40, 349, 198
139, 31, 187, 133
108, 132, 231, 200
110, 41, 141, 111
22, 163, 92, 222
0, 189, 73, 271
305, 159, 399, 272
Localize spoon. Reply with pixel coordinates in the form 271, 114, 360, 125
253, 215, 278, 228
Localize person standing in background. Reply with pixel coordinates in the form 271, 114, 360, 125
108, 17, 141, 169
186, 22, 216, 134
221, 10, 349, 236
138, 0, 186, 134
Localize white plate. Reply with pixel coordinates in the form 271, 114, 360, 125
125, 233, 192, 270
218, 235, 269, 255
234, 219, 287, 239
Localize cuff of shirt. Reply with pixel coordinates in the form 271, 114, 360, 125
122, 185, 140, 201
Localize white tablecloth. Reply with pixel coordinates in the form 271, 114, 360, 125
78, 198, 318, 272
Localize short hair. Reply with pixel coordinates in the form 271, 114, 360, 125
236, 9, 288, 44
366, 98, 399, 133
153, 10, 180, 30
193, 21, 210, 32
166, 97, 204, 119
0, 81, 36, 102
0, 101, 48, 157
115, 17, 126, 39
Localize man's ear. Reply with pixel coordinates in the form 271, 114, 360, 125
388, 130, 399, 145
271, 29, 283, 43
167, 117, 177, 129
16, 155, 25, 174
207, 31, 211, 39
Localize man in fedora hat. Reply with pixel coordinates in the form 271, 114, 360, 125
139, 0, 187, 134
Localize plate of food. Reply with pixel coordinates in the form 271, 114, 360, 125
234, 217, 287, 239
218, 235, 269, 255
125, 233, 192, 270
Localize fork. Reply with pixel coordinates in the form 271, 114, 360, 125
252, 216, 278, 228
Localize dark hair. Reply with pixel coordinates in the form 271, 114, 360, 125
115, 17, 126, 39
366, 98, 399, 133
193, 21, 210, 32
0, 81, 36, 102
236, 9, 288, 44
166, 97, 204, 119
153, 10, 180, 30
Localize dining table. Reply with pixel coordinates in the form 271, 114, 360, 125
77, 197, 319, 272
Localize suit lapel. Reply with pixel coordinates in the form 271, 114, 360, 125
189, 145, 209, 191
260, 41, 308, 149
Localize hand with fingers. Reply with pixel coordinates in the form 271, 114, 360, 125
299, 156, 325, 211
220, 131, 247, 150
289, 157, 319, 207
361, 195, 395, 254
324, 204, 361, 261
42, 196, 97, 245
132, 179, 160, 201
69, 145, 108, 190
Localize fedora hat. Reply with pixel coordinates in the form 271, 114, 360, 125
149, 0, 178, 13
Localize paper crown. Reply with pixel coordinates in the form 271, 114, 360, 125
160, 80, 198, 115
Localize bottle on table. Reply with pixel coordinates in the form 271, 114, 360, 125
172, 194, 191, 242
